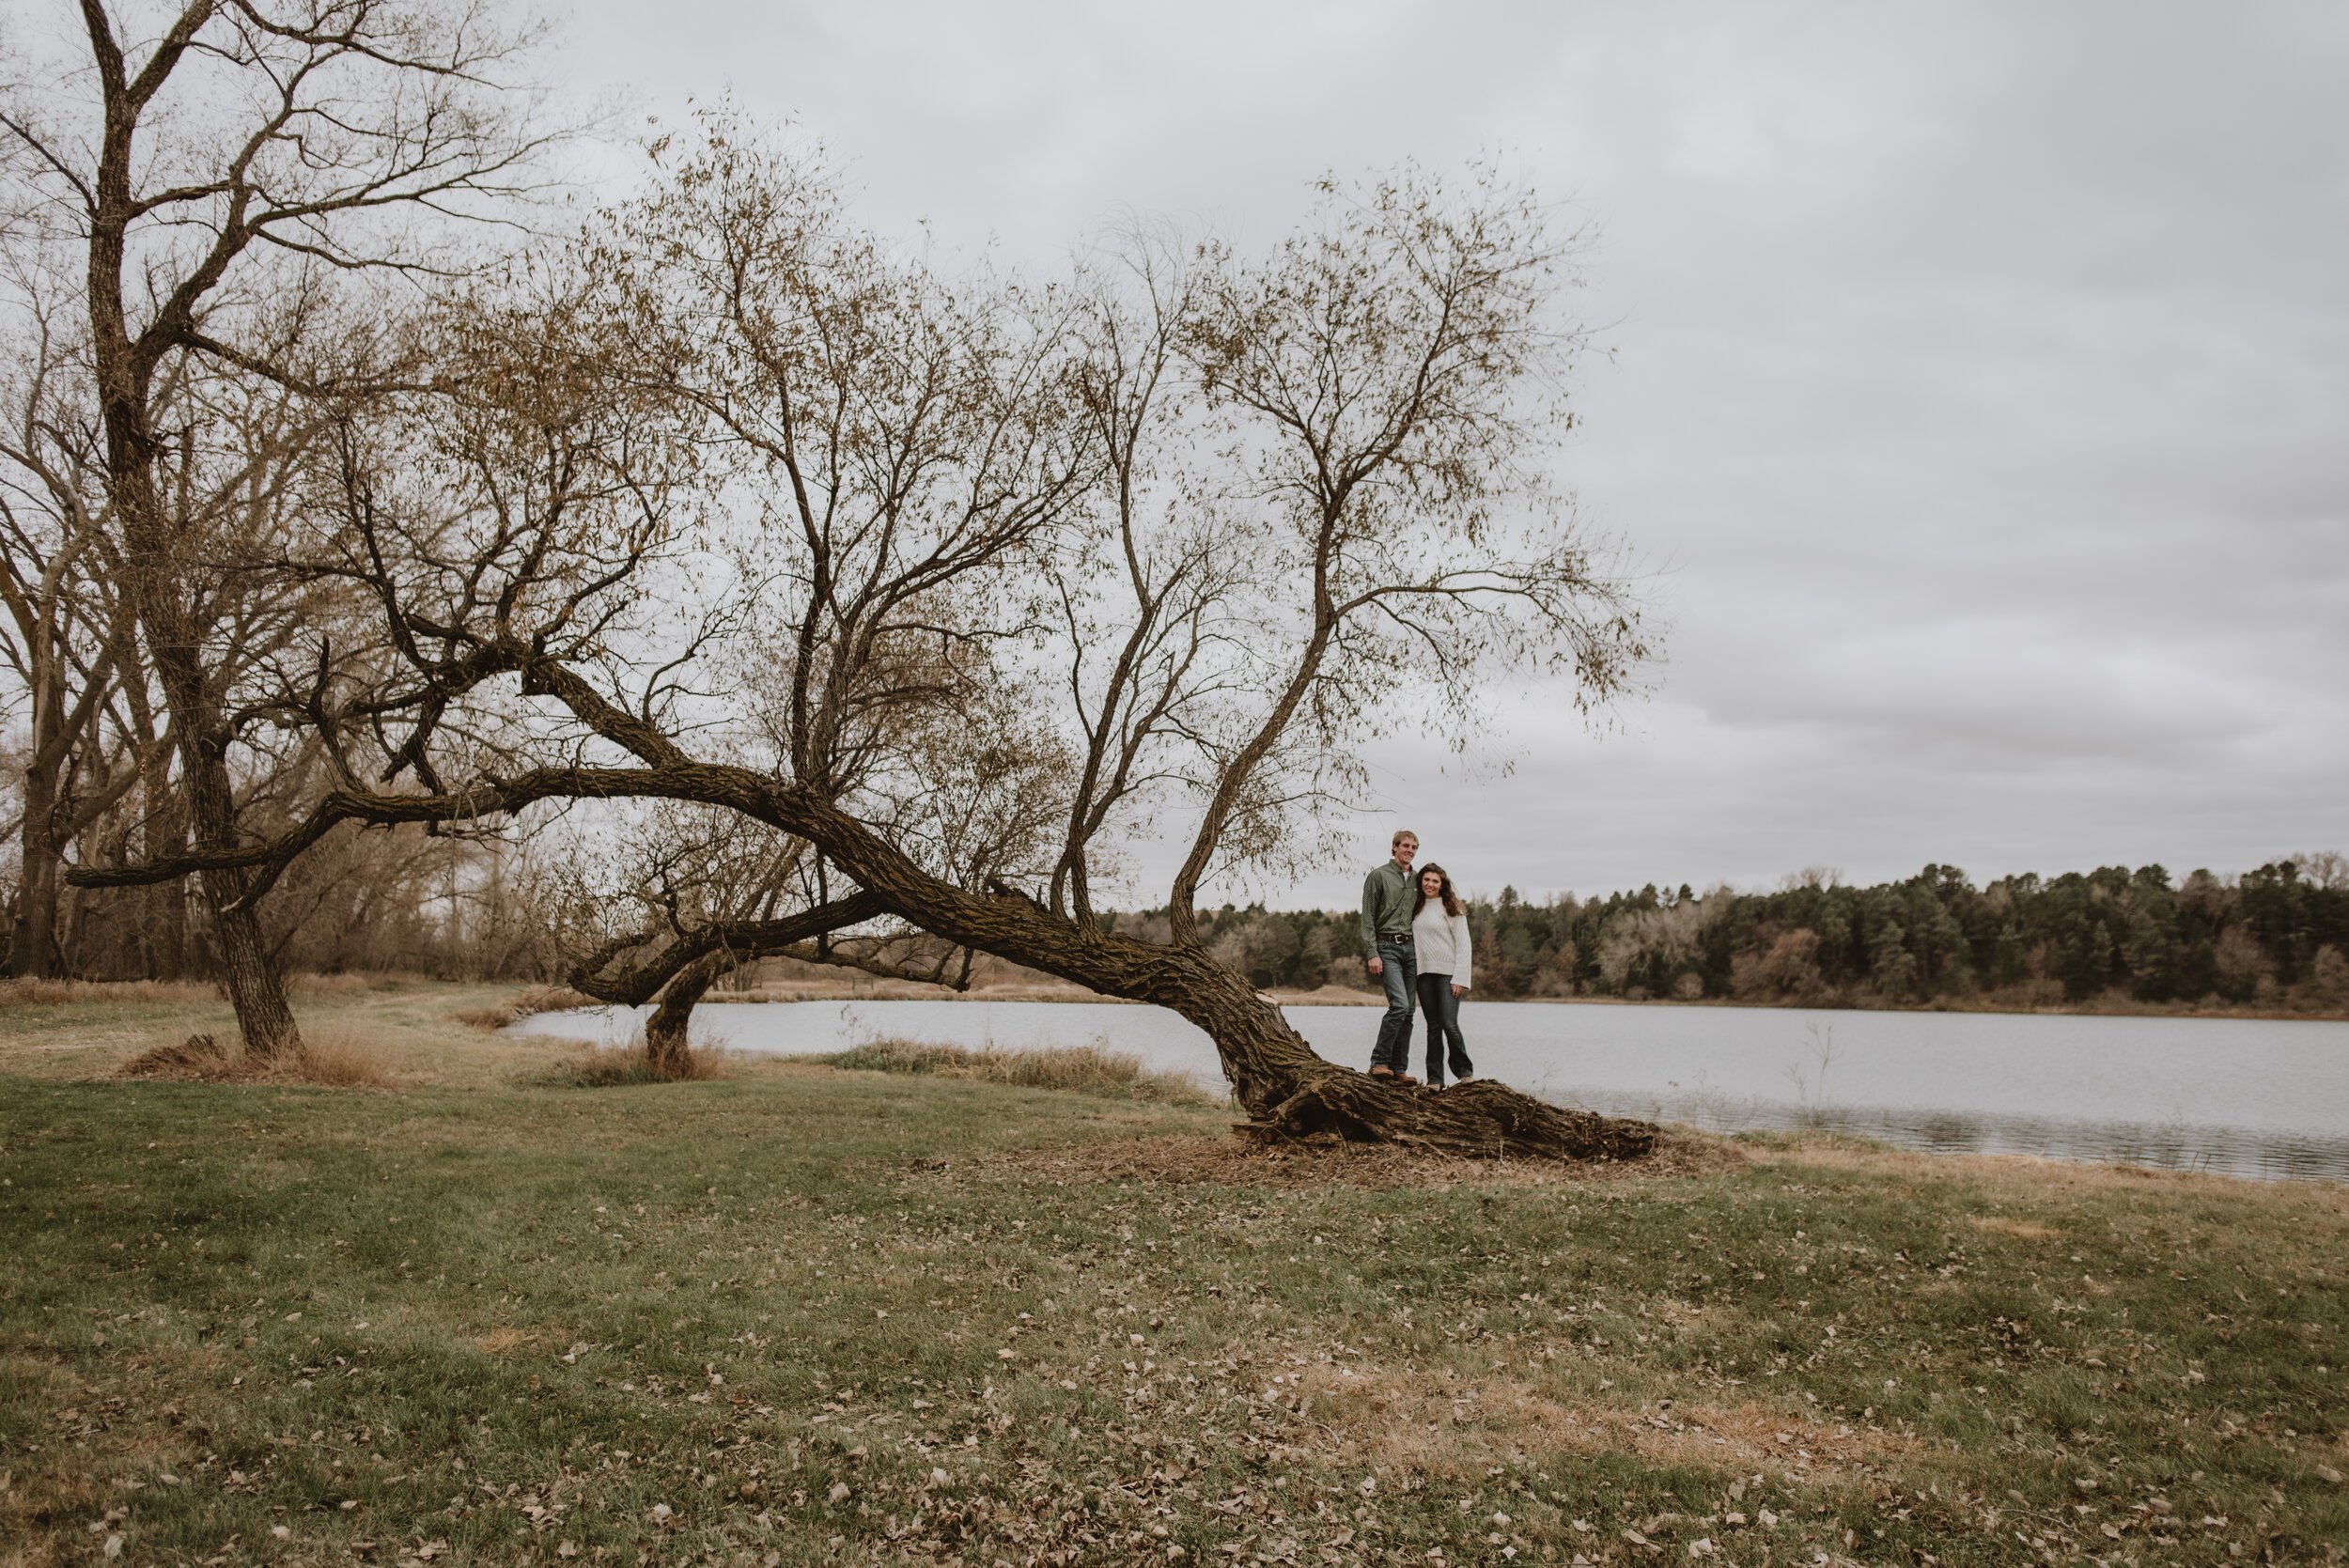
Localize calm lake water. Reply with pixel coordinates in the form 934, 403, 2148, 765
506, 998, 2349, 1183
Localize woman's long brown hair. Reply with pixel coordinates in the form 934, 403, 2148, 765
1412, 862, 1464, 919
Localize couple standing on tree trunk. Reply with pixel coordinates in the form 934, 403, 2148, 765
1361, 830, 1477, 1088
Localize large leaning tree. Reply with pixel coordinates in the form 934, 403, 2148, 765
76, 122, 1657, 1157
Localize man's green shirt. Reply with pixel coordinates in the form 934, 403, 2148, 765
1361, 861, 1414, 959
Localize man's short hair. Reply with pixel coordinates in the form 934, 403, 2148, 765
1392, 829, 1420, 847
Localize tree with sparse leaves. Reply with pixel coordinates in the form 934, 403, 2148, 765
58, 111, 1658, 1157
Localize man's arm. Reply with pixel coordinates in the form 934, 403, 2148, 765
1361, 870, 1383, 965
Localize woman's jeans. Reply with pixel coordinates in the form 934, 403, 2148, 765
1370, 938, 1417, 1073
1416, 972, 1473, 1085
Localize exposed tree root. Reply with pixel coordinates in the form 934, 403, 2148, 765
950, 1128, 1735, 1191
1241, 1072, 1658, 1163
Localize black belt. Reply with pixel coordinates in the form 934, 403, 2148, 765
1379, 932, 1414, 941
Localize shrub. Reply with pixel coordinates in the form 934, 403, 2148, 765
455, 984, 599, 1032
0, 977, 221, 1006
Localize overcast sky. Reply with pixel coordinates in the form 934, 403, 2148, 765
557, 1, 2348, 908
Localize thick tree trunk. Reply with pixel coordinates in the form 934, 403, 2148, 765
81, 32, 298, 1051
13, 847, 59, 980
208, 893, 300, 1056
11, 660, 65, 980
104, 428, 303, 1048
155, 610, 303, 1062
191, 862, 303, 1062
644, 952, 727, 1079
12, 772, 59, 980
1135, 942, 1655, 1160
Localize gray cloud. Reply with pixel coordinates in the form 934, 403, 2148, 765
557, 1, 2349, 905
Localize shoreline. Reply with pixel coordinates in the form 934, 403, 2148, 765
8, 973, 2330, 1027
561, 982, 2349, 1026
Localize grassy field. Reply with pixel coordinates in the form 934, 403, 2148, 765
2, 983, 2346, 1566
0, 976, 589, 1089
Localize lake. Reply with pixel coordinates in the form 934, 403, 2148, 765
505, 997, 2349, 1183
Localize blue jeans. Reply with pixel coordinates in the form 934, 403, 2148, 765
1370, 938, 1417, 1073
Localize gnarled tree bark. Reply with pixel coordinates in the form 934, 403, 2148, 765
642, 949, 726, 1079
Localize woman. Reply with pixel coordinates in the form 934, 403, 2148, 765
1410, 862, 1475, 1088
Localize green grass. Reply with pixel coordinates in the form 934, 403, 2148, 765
796, 1037, 1220, 1106
2, 997, 2347, 1566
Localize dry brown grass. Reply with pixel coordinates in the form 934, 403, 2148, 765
0, 972, 452, 1007
451, 982, 599, 1031
0, 976, 220, 1006
285, 971, 416, 998
1297, 1362, 1937, 1486
110, 1025, 392, 1087
1968, 1214, 2061, 1240
294, 1025, 397, 1086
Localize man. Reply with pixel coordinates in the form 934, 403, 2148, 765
1360, 829, 1422, 1082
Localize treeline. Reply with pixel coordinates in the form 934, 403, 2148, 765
14, 840, 2344, 1017
1160, 855, 2349, 1015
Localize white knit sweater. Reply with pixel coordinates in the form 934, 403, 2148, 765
1410, 902, 1473, 985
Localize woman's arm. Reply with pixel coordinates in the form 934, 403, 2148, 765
1453, 912, 1473, 992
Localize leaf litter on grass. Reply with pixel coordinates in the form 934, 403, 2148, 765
8, 1059, 2349, 1566
936, 1128, 1740, 1190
